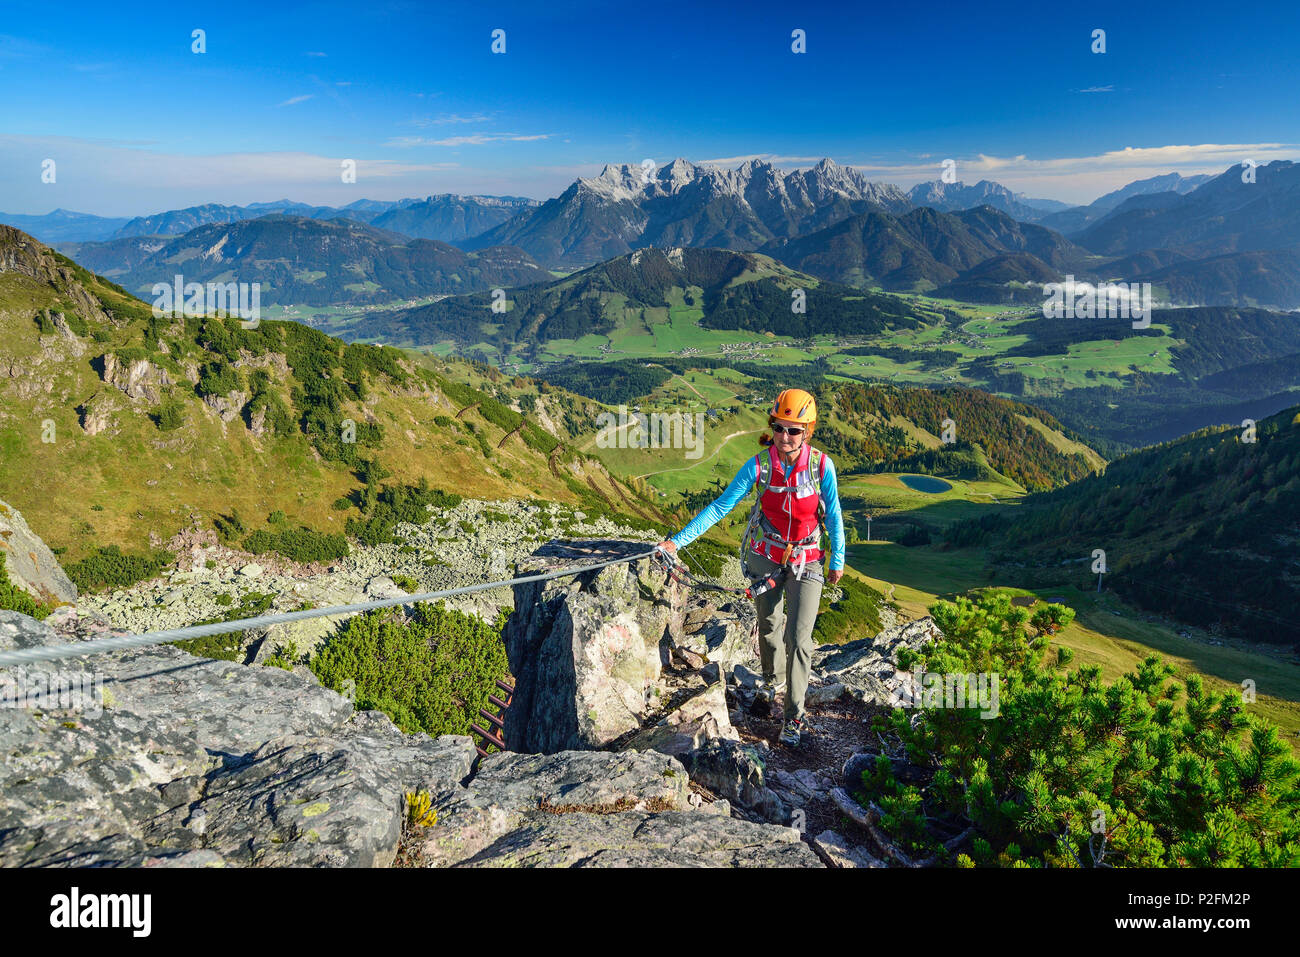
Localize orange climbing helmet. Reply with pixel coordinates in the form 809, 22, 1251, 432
770, 388, 817, 425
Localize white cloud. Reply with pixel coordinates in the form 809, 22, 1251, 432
387, 132, 552, 147
409, 112, 494, 127
0, 135, 466, 215
1078, 85, 1114, 93
847, 144, 1298, 202
305, 51, 327, 57
278, 94, 315, 107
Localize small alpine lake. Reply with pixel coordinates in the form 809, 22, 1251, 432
897, 474, 954, 494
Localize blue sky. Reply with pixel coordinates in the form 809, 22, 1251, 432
2, 0, 1297, 215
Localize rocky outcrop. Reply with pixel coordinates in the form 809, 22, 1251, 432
625, 680, 736, 755
503, 540, 685, 752
811, 829, 887, 868
76, 393, 118, 436
499, 540, 801, 826
0, 500, 76, 605
247, 406, 267, 438
45, 312, 86, 358
411, 748, 816, 867
0, 608, 816, 867
98, 352, 173, 404
0, 225, 114, 326
0, 508, 937, 869
813, 617, 941, 707
0, 608, 446, 866
202, 390, 249, 424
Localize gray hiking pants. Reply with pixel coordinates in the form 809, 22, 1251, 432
747, 548, 823, 722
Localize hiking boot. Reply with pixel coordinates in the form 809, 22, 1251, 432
751, 677, 784, 716
779, 717, 804, 747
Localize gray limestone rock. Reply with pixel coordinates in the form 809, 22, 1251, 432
0, 500, 77, 605
502, 541, 683, 752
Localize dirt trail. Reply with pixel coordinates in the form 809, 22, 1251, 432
733, 690, 886, 841
633, 429, 755, 480
673, 374, 708, 401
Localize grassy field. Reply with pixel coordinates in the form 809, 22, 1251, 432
837, 470, 1026, 543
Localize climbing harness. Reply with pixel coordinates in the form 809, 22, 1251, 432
739, 444, 828, 587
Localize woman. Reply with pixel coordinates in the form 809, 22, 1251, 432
657, 388, 845, 747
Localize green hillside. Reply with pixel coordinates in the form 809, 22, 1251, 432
348, 247, 935, 356
949, 403, 1300, 649
0, 225, 666, 571
60, 214, 550, 307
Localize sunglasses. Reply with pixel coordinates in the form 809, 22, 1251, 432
771, 425, 805, 436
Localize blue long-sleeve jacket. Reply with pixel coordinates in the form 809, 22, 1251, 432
670, 449, 846, 571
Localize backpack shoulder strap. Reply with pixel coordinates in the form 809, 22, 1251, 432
811, 447, 826, 520
754, 448, 772, 498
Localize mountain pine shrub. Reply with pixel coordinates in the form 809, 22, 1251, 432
0, 553, 53, 619
310, 601, 509, 737
859, 590, 1300, 867
65, 545, 173, 592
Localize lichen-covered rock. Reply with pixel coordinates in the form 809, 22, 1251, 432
678, 739, 786, 824
162, 723, 474, 867
624, 681, 737, 756
415, 748, 691, 866
451, 809, 820, 868
811, 829, 886, 868
502, 540, 683, 752
683, 601, 759, 677
813, 617, 940, 707
0, 500, 77, 605
0, 610, 466, 868
414, 747, 817, 868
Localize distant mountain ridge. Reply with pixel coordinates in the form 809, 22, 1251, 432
0, 209, 131, 243
461, 157, 913, 268
759, 204, 1086, 295
907, 180, 1070, 222
1038, 172, 1213, 234
1076, 160, 1300, 258
14, 162, 1297, 308
59, 215, 550, 307
369, 195, 539, 241
0, 195, 540, 245
1078, 161, 1300, 308
357, 246, 932, 350
110, 194, 539, 243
